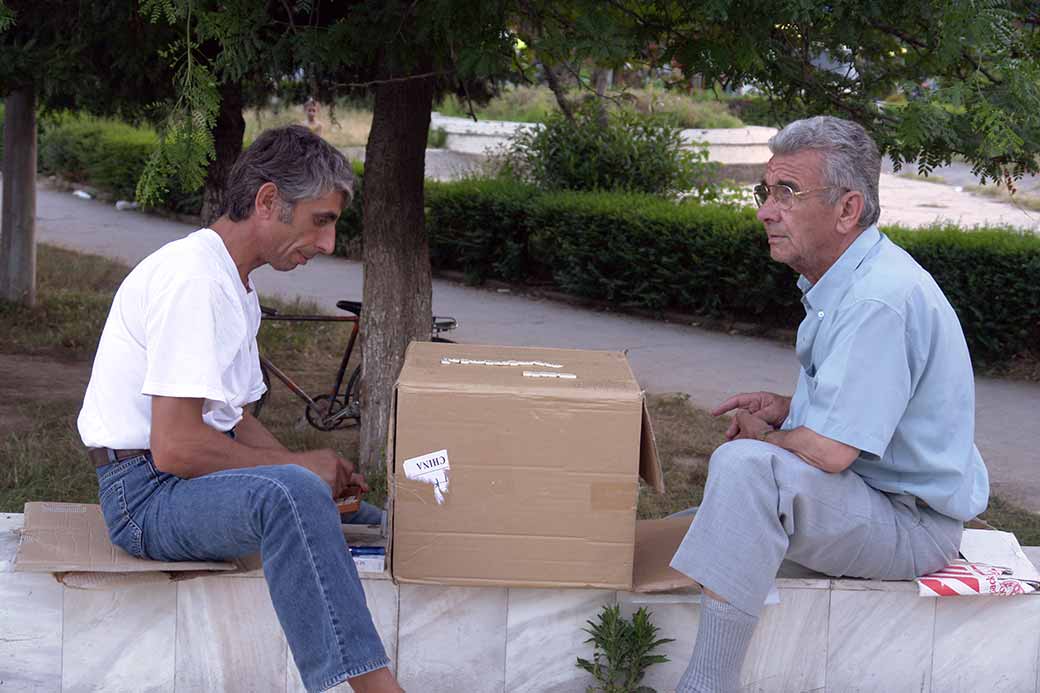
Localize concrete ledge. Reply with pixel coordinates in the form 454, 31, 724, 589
430, 113, 775, 165
4, 513, 1038, 692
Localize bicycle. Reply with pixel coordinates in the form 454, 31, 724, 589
252, 299, 458, 431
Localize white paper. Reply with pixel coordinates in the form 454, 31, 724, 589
959, 529, 1040, 582
522, 371, 577, 379
441, 357, 564, 369
403, 449, 450, 505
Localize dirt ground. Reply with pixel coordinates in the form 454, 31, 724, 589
0, 354, 90, 438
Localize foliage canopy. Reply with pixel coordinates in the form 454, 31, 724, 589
599, 0, 1040, 185
6, 1, 1036, 197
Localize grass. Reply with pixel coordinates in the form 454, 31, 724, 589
0, 245, 129, 359
0, 401, 102, 509
436, 86, 559, 123
966, 183, 1040, 213
435, 85, 744, 129
244, 104, 372, 149
979, 496, 1040, 546
1, 246, 1038, 550
638, 393, 724, 519
897, 171, 947, 185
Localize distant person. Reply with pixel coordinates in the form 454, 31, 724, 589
78, 125, 401, 693
669, 116, 989, 693
301, 97, 325, 138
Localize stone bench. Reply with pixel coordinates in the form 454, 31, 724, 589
2, 512, 1038, 692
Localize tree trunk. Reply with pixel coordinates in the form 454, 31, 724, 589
0, 87, 37, 307
542, 62, 575, 122
200, 81, 245, 226
591, 67, 613, 96
358, 76, 435, 474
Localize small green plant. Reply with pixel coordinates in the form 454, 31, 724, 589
576, 604, 674, 693
427, 125, 448, 149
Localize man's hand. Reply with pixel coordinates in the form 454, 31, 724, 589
727, 409, 773, 441
297, 450, 369, 499
712, 391, 791, 427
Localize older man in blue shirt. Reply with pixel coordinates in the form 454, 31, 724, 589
670, 116, 989, 693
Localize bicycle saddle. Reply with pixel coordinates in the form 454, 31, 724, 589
336, 300, 362, 316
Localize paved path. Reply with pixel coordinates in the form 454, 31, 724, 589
877, 167, 1040, 231
18, 181, 1040, 513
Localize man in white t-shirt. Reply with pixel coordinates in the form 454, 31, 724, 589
78, 126, 402, 693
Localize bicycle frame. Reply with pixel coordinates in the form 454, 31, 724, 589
258, 312, 360, 416
255, 303, 458, 429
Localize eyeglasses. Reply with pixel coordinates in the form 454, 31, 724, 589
753, 184, 840, 210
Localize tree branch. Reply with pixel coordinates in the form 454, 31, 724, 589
866, 19, 1003, 85
334, 69, 450, 89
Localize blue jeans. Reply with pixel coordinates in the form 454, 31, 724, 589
95, 451, 390, 692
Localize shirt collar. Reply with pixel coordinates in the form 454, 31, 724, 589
200, 228, 254, 297
799, 225, 881, 311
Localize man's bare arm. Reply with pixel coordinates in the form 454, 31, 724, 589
150, 396, 297, 476
763, 426, 859, 473
149, 396, 362, 495
234, 409, 288, 451
731, 410, 859, 473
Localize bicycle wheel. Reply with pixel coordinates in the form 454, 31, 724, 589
342, 364, 363, 424
305, 394, 352, 431
252, 359, 272, 418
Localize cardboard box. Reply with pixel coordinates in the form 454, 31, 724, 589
387, 342, 663, 590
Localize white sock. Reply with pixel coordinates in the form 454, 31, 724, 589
676, 595, 758, 693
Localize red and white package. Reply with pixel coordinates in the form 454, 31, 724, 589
917, 560, 1039, 597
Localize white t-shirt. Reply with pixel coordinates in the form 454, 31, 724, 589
78, 229, 266, 449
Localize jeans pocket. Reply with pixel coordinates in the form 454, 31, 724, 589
97, 458, 137, 485
99, 479, 145, 558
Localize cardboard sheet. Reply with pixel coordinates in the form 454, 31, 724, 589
632, 516, 698, 593
14, 502, 236, 574
14, 503, 386, 588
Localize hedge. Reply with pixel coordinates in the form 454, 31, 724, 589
0, 114, 201, 213
885, 226, 1040, 363
39, 116, 157, 199
413, 182, 1040, 368
426, 179, 542, 283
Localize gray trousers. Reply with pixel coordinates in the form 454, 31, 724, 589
670, 439, 963, 617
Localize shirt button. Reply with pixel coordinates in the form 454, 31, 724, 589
817, 311, 825, 319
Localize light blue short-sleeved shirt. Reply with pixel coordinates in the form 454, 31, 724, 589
783, 225, 989, 521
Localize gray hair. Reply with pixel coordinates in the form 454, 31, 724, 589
768, 116, 881, 228
223, 125, 355, 222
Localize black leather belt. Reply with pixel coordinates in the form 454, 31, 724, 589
87, 447, 150, 468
